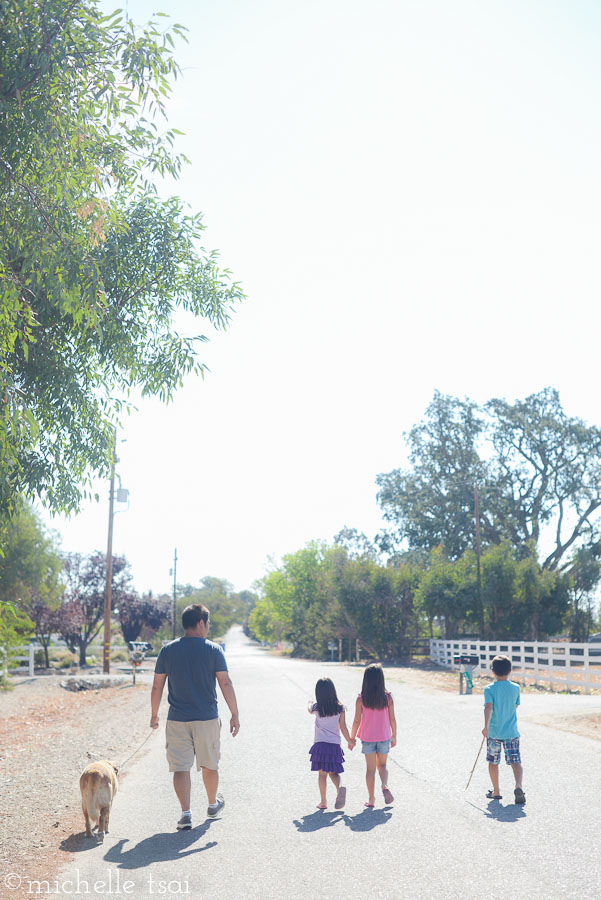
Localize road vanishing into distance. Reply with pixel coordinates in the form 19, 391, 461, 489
55, 628, 601, 900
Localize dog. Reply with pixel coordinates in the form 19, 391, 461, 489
79, 760, 119, 840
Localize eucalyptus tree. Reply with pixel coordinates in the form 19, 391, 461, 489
1, 1, 242, 517
377, 389, 601, 576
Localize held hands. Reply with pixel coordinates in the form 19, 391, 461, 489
150, 715, 159, 730
348, 738, 356, 751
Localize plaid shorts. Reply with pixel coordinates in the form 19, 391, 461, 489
486, 737, 521, 765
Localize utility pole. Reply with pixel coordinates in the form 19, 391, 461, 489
103, 432, 116, 674
172, 548, 178, 640
474, 483, 483, 635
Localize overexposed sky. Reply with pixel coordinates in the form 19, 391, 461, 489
44, 0, 601, 593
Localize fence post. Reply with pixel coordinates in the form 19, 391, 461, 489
519, 642, 525, 685
29, 642, 35, 677
584, 644, 590, 695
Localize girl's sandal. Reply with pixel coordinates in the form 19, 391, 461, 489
316, 802, 328, 809
486, 790, 502, 800
382, 787, 394, 804
364, 801, 375, 808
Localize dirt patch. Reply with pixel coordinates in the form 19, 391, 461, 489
0, 673, 154, 899
527, 712, 601, 742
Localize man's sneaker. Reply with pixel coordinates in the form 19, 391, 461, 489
207, 794, 225, 817
176, 812, 192, 830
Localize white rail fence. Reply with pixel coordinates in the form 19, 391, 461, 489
1, 642, 40, 678
430, 638, 601, 693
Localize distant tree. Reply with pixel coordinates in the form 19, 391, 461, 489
377, 389, 601, 584
52, 599, 85, 660
329, 550, 420, 659
414, 548, 477, 639
248, 598, 279, 644
0, 502, 63, 614
59, 552, 134, 665
0, 601, 33, 681
567, 547, 601, 641
0, 502, 63, 670
156, 576, 249, 645
413, 542, 571, 640
250, 542, 423, 660
376, 392, 486, 560
118, 592, 169, 644
333, 527, 380, 561
28, 596, 64, 668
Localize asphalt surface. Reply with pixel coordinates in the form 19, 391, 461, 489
48, 628, 601, 900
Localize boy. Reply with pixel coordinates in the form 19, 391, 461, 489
482, 655, 525, 804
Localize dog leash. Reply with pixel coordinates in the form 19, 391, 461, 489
119, 729, 155, 770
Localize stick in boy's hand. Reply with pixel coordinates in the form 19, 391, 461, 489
465, 735, 485, 791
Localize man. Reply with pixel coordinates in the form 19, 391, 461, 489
150, 603, 240, 830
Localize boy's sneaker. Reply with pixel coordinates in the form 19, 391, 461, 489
176, 812, 192, 830
207, 794, 225, 817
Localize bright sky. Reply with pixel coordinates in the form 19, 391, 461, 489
44, 0, 601, 595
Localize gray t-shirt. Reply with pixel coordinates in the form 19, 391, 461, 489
154, 637, 228, 722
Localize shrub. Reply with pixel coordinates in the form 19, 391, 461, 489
52, 651, 77, 669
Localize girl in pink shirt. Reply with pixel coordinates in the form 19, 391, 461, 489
350, 663, 397, 807
308, 677, 353, 810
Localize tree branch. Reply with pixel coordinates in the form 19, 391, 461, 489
543, 499, 601, 570
1, 0, 84, 100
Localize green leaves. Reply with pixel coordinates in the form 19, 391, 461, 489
377, 389, 601, 574
0, 0, 243, 518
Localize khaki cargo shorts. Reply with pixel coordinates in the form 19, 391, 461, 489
166, 718, 221, 772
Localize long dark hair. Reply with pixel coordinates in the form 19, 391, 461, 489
314, 677, 343, 717
361, 663, 388, 710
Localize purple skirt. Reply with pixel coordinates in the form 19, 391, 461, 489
309, 741, 345, 773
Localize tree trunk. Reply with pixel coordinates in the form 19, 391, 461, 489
79, 639, 87, 667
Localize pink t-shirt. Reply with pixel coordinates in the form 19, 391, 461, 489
356, 692, 392, 741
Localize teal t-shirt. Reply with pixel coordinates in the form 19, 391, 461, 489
483, 679, 520, 740
155, 636, 227, 722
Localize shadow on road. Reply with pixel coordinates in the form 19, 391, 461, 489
59, 833, 94, 853
484, 800, 527, 823
466, 798, 527, 822
293, 810, 345, 831
102, 823, 218, 869
293, 808, 393, 833
343, 809, 393, 832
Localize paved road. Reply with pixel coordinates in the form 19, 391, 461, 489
52, 628, 601, 900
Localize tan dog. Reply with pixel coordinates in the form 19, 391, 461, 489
80, 760, 119, 840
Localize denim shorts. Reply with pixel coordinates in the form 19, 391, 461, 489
486, 737, 521, 765
361, 739, 391, 755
